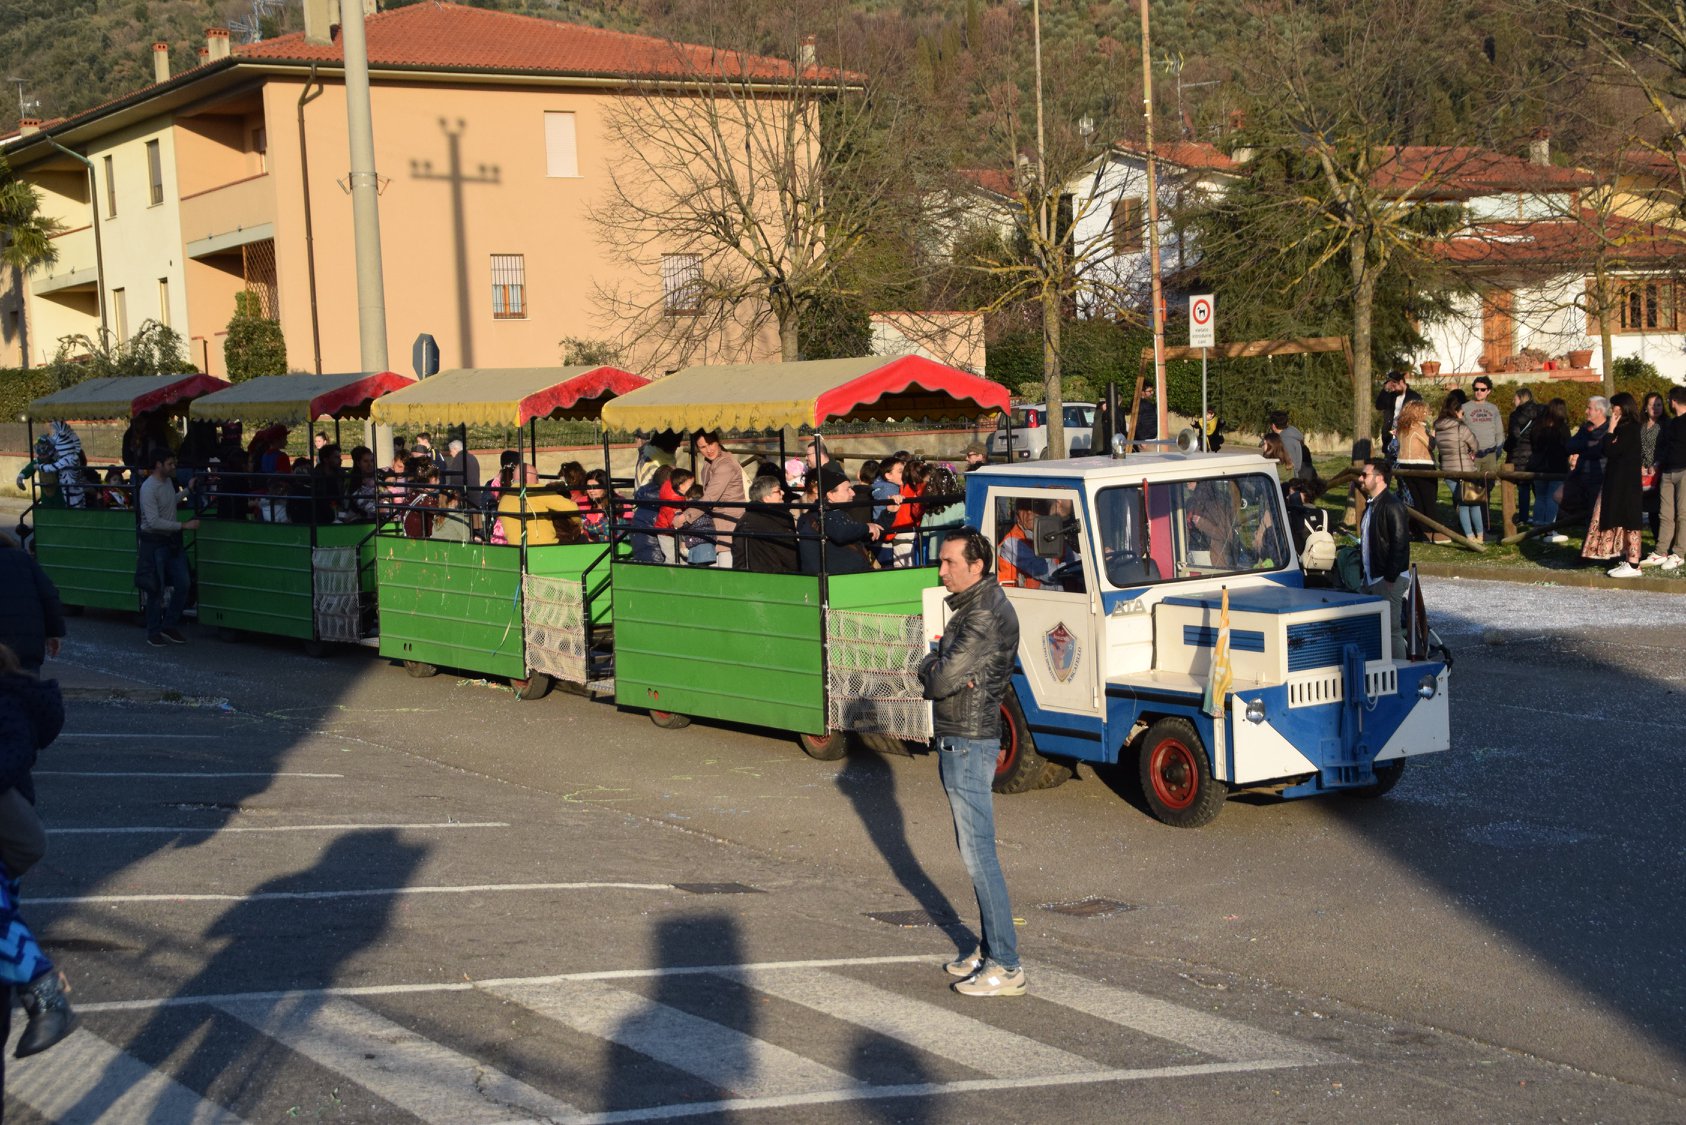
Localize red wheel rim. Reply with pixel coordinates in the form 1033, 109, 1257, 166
802, 732, 833, 751
1148, 737, 1199, 810
651, 710, 675, 723
995, 703, 1018, 777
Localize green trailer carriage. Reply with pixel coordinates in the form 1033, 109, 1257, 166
367, 365, 650, 699
23, 373, 230, 611
598, 355, 1012, 758
186, 371, 415, 650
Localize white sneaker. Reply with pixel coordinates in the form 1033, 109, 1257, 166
1639, 553, 1669, 568
1545, 533, 1570, 544
1663, 555, 1684, 572
1608, 563, 1642, 578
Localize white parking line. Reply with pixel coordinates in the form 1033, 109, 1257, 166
5, 1024, 248, 1124
1030, 965, 1331, 1064
489, 978, 853, 1098
217, 994, 580, 1124
36, 771, 344, 779
36, 881, 675, 906
731, 966, 1100, 1078
57, 733, 222, 739
48, 821, 509, 835
75, 956, 939, 1014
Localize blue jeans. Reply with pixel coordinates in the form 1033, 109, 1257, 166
1514, 479, 1533, 526
1533, 479, 1560, 526
935, 734, 1018, 970
141, 537, 191, 634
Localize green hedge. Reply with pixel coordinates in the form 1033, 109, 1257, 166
0, 368, 58, 424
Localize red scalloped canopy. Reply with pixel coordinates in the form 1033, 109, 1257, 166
130, 373, 233, 417
811, 355, 1010, 425
516, 367, 649, 425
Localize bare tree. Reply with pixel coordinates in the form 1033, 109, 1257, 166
589, 2, 941, 369
1230, 0, 1549, 439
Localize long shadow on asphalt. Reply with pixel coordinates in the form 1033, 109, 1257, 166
57, 829, 427, 1122
835, 750, 974, 957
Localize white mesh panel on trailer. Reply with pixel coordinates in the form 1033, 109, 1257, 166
523, 573, 588, 684
312, 546, 363, 642
827, 610, 932, 740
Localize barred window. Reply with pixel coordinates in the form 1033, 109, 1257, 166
662, 253, 702, 316
491, 254, 526, 319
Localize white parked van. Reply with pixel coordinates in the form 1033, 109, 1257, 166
989, 402, 1096, 460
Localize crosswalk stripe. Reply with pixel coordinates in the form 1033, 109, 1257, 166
487, 979, 856, 1099
216, 994, 582, 1124
1029, 965, 1334, 1064
727, 966, 1102, 1078
4, 1024, 248, 1124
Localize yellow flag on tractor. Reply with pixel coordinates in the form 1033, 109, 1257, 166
1203, 586, 1232, 718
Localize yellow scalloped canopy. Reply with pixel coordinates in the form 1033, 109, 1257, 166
370, 366, 648, 428
598, 355, 1009, 433
187, 371, 413, 423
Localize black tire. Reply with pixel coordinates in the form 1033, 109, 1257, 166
649, 709, 691, 730
858, 733, 914, 757
216, 626, 242, 643
1348, 758, 1406, 799
511, 672, 553, 701
62, 604, 85, 617
797, 729, 849, 761
302, 640, 328, 659
1138, 716, 1227, 828
403, 660, 438, 679
993, 690, 1072, 794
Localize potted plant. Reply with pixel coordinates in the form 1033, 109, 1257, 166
1419, 360, 1442, 377
1567, 348, 1593, 368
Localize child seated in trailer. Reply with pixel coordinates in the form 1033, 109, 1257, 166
429, 490, 474, 543
661, 469, 692, 563
102, 466, 132, 510
257, 476, 291, 524
680, 480, 718, 566
579, 469, 616, 543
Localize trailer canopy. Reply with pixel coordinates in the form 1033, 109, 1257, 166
370, 366, 649, 429
188, 371, 413, 423
25, 373, 229, 421
599, 355, 1009, 434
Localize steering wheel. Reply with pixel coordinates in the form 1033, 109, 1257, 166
1045, 557, 1086, 585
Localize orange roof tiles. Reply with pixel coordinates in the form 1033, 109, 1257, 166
1431, 212, 1686, 267
236, 1, 799, 81
956, 168, 1017, 197
1370, 146, 1593, 196
1110, 140, 1237, 171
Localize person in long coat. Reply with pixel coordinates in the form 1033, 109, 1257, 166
1584, 392, 1646, 576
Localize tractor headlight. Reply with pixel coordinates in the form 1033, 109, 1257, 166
1417, 674, 1438, 700
1244, 698, 1267, 724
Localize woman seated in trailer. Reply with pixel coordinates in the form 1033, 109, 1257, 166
495, 465, 581, 546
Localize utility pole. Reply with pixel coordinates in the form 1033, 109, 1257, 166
1139, 0, 1168, 439
1032, 0, 1066, 460
340, 0, 394, 463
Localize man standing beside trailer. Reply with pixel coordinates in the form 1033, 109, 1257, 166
919, 528, 1025, 997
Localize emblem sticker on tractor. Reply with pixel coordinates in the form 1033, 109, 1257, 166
1044, 622, 1080, 683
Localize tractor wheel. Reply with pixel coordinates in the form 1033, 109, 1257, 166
1138, 716, 1227, 828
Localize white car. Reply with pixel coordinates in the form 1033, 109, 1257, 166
989, 402, 1096, 460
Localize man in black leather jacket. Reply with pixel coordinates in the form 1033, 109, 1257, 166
918, 528, 1025, 997
1358, 458, 1411, 658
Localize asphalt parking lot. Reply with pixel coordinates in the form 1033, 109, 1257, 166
2, 575, 1682, 1122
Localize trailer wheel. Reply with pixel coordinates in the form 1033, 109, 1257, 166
1348, 758, 1406, 799
993, 691, 1071, 795
302, 640, 328, 659
649, 709, 691, 730
858, 733, 913, 757
403, 660, 438, 678
797, 730, 849, 761
511, 672, 553, 701
1139, 717, 1226, 828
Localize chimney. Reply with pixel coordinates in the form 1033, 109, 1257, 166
198, 47, 209, 64
153, 42, 171, 83
799, 34, 816, 68
18, 119, 40, 136
1528, 127, 1551, 166
206, 28, 231, 63
304, 0, 338, 46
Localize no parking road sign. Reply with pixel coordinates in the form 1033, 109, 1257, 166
1189, 294, 1215, 348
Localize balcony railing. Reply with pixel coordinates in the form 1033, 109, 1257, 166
181, 173, 276, 255
31, 226, 98, 295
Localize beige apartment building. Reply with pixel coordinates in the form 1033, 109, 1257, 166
1, 1, 786, 376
